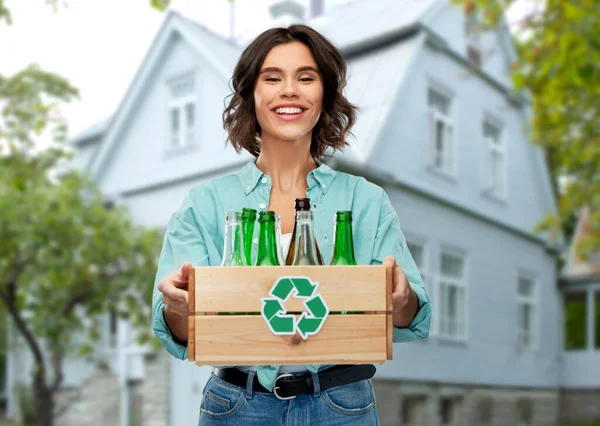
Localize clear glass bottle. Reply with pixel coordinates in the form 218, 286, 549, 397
292, 210, 323, 266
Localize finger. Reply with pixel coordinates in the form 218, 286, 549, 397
382, 255, 396, 267
178, 262, 192, 280
162, 286, 189, 304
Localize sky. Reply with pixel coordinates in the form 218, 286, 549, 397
0, 0, 526, 144
0, 0, 349, 141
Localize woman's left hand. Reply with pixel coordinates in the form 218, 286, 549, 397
383, 255, 419, 328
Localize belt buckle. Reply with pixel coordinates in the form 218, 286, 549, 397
273, 373, 296, 401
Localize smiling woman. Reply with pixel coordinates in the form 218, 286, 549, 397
153, 23, 430, 426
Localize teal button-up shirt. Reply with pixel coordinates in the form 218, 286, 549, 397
152, 160, 431, 391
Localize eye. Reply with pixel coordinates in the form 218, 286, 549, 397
300, 78, 314, 82
266, 77, 280, 82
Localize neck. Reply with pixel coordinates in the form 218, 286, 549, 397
255, 133, 318, 193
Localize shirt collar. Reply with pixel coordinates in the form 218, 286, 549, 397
237, 160, 337, 195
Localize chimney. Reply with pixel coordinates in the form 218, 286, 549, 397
310, 0, 325, 18
268, 0, 306, 26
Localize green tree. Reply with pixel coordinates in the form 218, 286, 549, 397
455, 0, 600, 260
0, 66, 163, 426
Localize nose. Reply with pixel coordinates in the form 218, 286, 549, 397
279, 79, 299, 98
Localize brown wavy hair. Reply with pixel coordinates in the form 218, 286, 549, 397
222, 24, 357, 161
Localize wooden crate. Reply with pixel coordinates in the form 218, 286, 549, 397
188, 265, 393, 366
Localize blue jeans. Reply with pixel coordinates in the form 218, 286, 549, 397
197, 370, 379, 425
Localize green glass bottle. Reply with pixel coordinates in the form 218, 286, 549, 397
220, 211, 247, 315
241, 208, 257, 267
255, 211, 281, 266
330, 211, 360, 314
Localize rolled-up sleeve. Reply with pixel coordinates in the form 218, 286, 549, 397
152, 194, 209, 360
371, 191, 432, 343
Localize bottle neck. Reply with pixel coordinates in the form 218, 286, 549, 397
241, 217, 255, 267
222, 219, 246, 266
331, 219, 356, 265
256, 220, 280, 266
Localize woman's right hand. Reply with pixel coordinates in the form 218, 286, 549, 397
158, 262, 192, 342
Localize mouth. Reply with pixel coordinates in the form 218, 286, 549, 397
271, 106, 307, 122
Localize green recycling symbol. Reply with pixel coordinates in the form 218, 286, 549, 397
260, 276, 329, 340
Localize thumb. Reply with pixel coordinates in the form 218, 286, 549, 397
174, 262, 192, 286
382, 255, 397, 267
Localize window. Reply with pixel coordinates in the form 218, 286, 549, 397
407, 240, 428, 284
401, 396, 427, 425
106, 309, 118, 348
564, 291, 587, 350
168, 74, 196, 149
428, 88, 454, 175
407, 239, 433, 334
476, 397, 492, 425
440, 397, 462, 425
439, 251, 466, 339
594, 291, 600, 349
516, 399, 533, 426
483, 120, 505, 197
517, 276, 537, 351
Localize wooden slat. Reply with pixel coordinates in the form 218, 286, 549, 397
193, 265, 387, 313
386, 265, 393, 360
193, 314, 387, 365
187, 268, 195, 361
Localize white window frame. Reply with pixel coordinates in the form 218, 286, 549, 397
438, 247, 468, 341
516, 271, 538, 353
464, 7, 482, 68
483, 116, 506, 199
167, 72, 197, 151
427, 86, 456, 177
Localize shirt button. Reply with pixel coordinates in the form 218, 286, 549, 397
259, 203, 266, 209
261, 177, 268, 184
313, 203, 316, 209
322, 184, 326, 189
246, 186, 252, 191
324, 235, 328, 241
253, 238, 258, 245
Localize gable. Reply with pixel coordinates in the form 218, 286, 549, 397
88, 11, 242, 185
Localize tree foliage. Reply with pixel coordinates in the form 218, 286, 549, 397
456, 0, 600, 259
0, 65, 163, 425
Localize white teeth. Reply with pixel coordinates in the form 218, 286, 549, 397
275, 107, 303, 114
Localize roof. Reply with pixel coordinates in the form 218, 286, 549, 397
312, 0, 437, 52
68, 116, 111, 146
562, 206, 600, 281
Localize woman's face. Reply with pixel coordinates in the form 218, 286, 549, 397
254, 41, 324, 145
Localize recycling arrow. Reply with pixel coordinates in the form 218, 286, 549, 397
260, 276, 329, 340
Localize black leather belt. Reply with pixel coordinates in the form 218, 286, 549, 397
214, 364, 376, 400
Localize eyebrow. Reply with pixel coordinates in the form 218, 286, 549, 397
259, 66, 320, 75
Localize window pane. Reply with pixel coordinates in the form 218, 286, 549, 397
185, 103, 195, 145
435, 120, 445, 167
492, 152, 503, 192
170, 108, 180, 147
564, 291, 587, 350
483, 121, 501, 144
441, 253, 464, 278
444, 125, 453, 172
171, 77, 195, 98
518, 277, 534, 297
428, 88, 450, 114
407, 241, 424, 268
594, 291, 600, 349
516, 399, 533, 426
